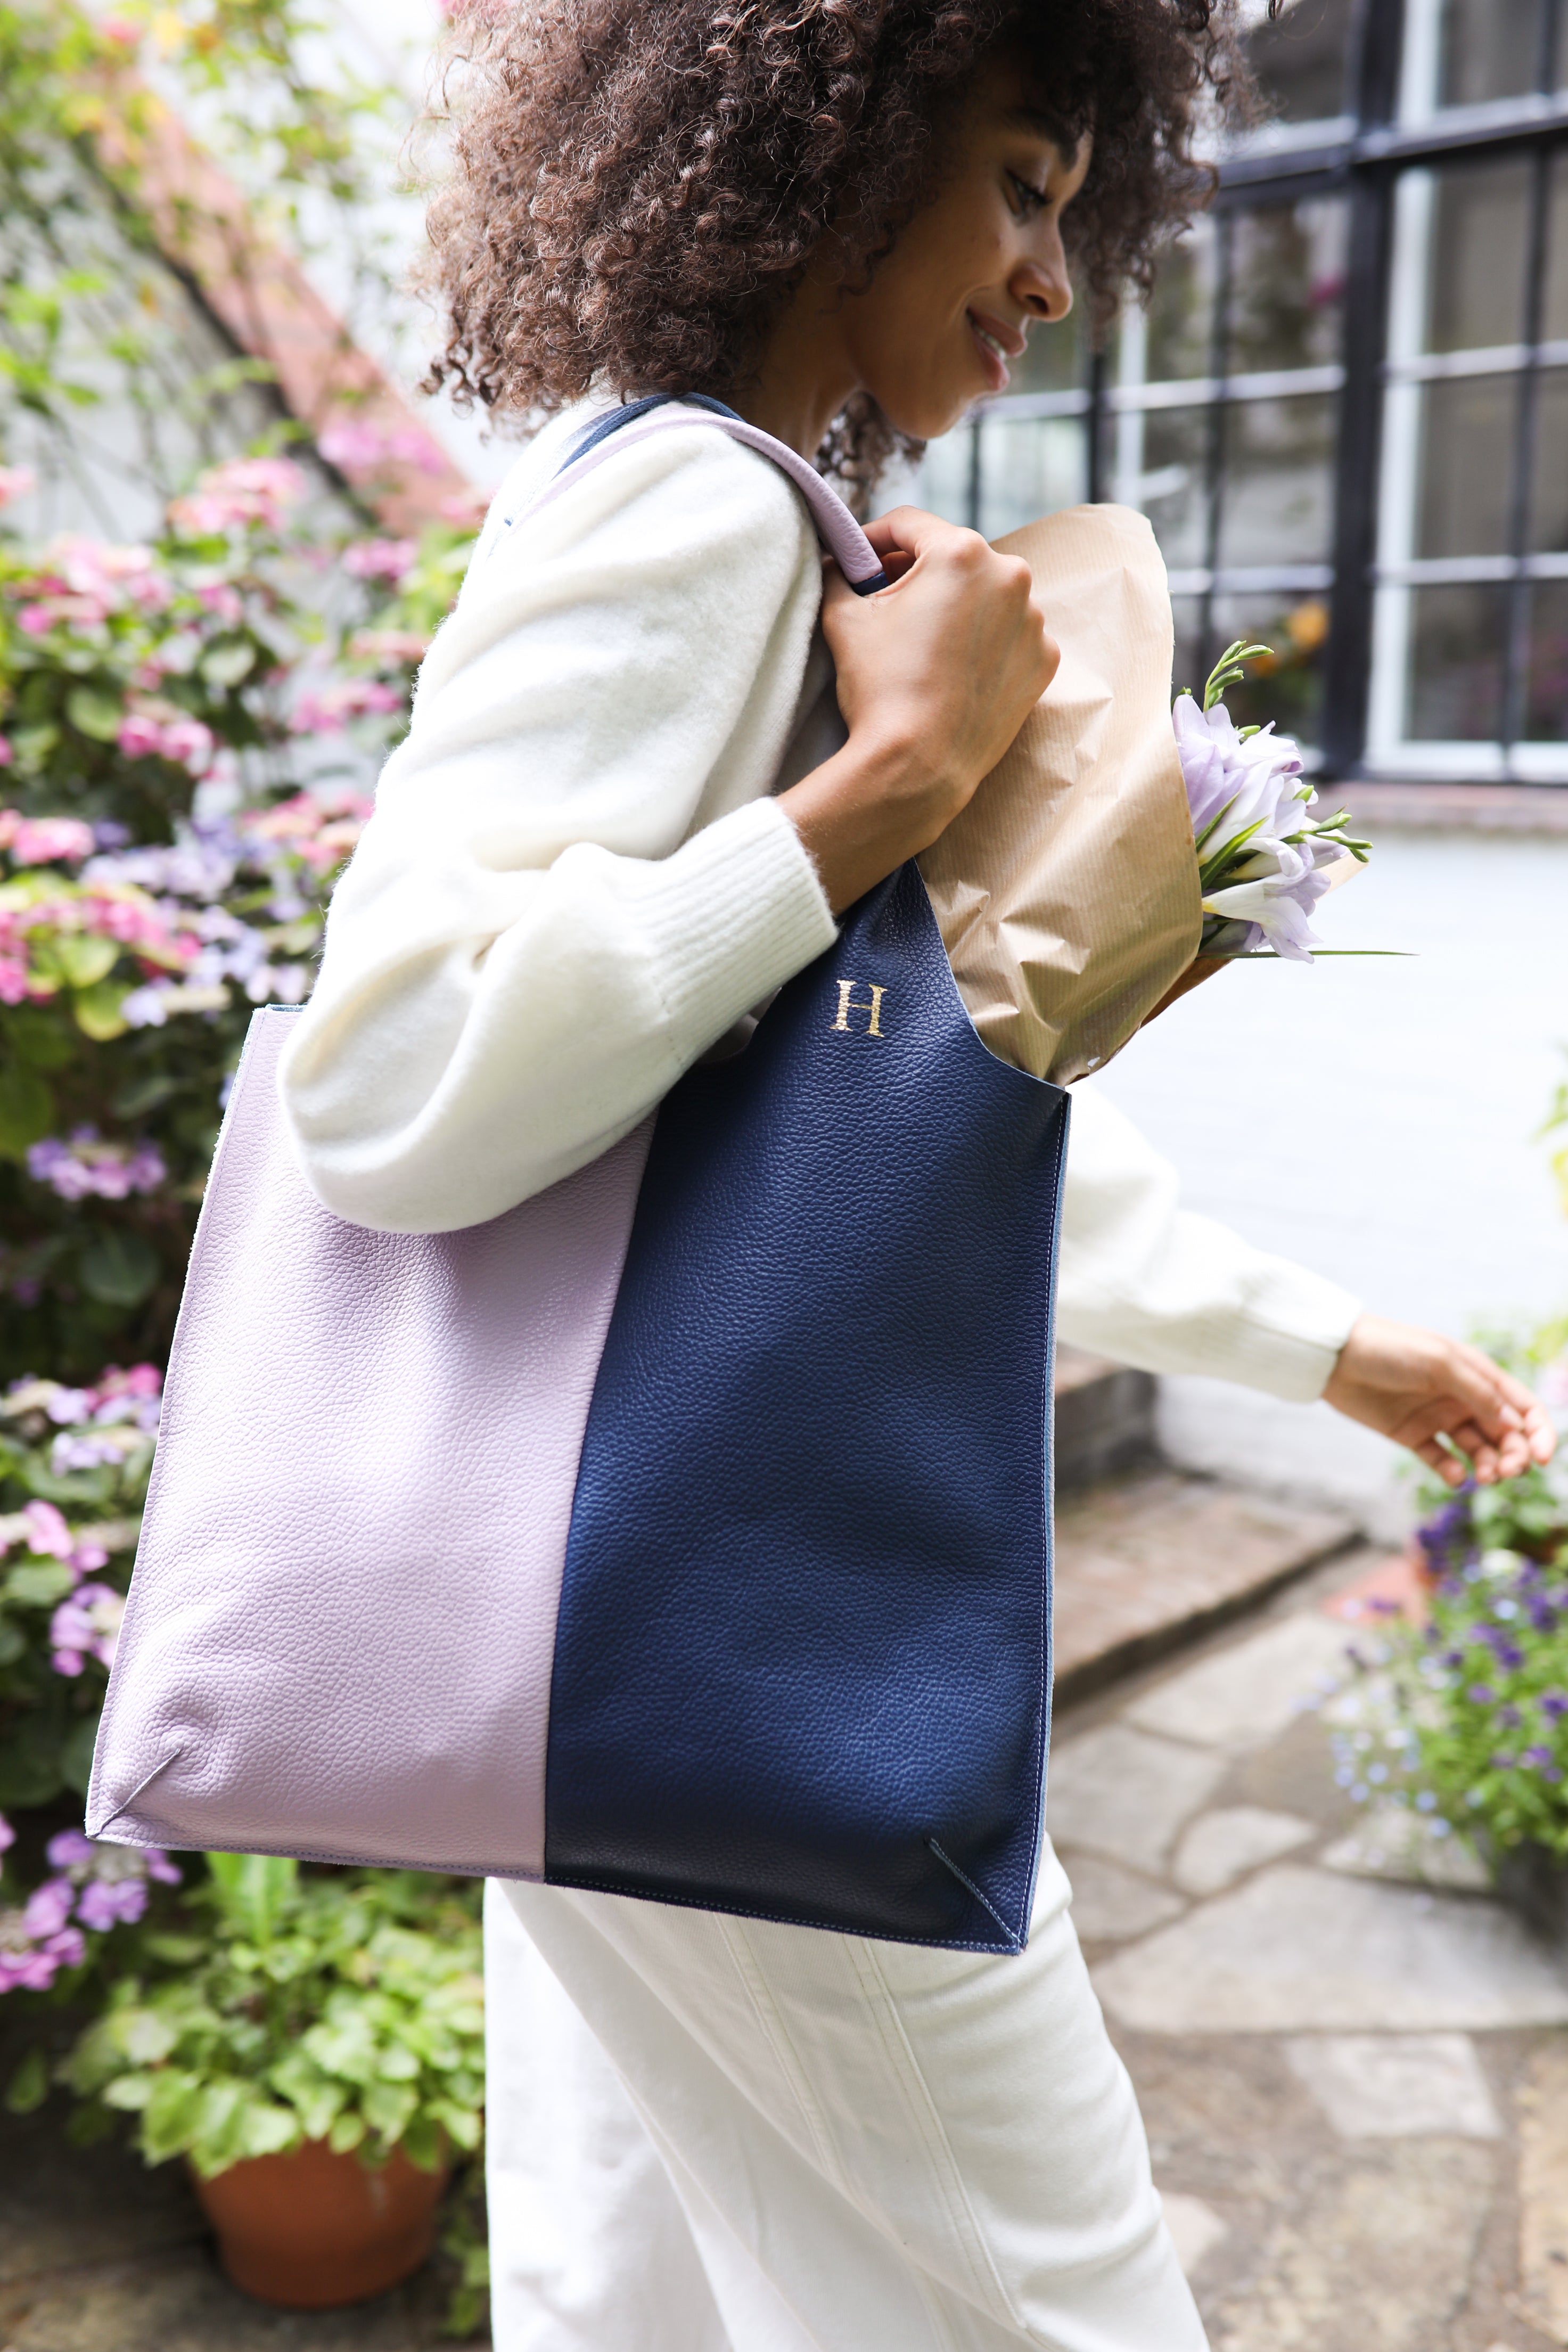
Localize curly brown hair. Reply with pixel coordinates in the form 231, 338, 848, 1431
423, 1, 1255, 486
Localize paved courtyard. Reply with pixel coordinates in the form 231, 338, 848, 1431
2, 1528, 1566, 2349
1055, 1546, 1568, 2352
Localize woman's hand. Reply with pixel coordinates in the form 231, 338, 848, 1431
779, 508, 1057, 914
1324, 1312, 1556, 1486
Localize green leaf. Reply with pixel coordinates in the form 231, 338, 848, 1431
327, 2109, 366, 2154
5, 2048, 50, 2116
51, 933, 118, 991
206, 1852, 297, 1943
361, 2078, 417, 2141
0, 1620, 25, 1666
59, 1711, 104, 1796
102, 2074, 155, 2111
235, 2097, 302, 2163
113, 2006, 180, 2066
65, 684, 124, 743
78, 1229, 160, 1307
3, 1559, 76, 1607
200, 640, 256, 689
72, 980, 129, 1041
0, 1064, 55, 1159
141, 2068, 207, 2162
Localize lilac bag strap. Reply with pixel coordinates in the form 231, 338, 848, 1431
499, 392, 889, 594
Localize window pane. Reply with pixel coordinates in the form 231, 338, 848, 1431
1170, 597, 1204, 704
1526, 580, 1568, 736
973, 416, 1089, 540
1408, 583, 1510, 737
1227, 198, 1348, 375
1541, 151, 1568, 344
1210, 594, 1332, 744
1144, 221, 1218, 383
1139, 407, 1210, 569
1416, 374, 1519, 556
1010, 310, 1083, 397
1242, 0, 1353, 124
915, 423, 975, 528
1438, 0, 1547, 108
1217, 395, 1336, 568
1424, 162, 1532, 353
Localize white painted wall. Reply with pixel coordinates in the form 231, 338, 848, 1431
1086, 829, 1568, 1538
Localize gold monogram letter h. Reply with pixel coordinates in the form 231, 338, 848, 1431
832, 979, 887, 1038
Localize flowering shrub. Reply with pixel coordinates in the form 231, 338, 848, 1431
0, 444, 448, 1381
0, 1363, 159, 1812
0, 1827, 177, 1995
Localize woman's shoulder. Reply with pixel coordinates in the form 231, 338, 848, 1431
472, 398, 817, 586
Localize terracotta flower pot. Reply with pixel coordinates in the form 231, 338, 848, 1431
190, 2136, 448, 2308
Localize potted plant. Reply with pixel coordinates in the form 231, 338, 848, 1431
59, 1851, 485, 2307
1329, 1455, 1568, 1944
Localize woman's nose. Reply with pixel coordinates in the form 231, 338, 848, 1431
1011, 246, 1072, 324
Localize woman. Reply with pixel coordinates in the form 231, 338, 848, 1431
281, 3, 1551, 2343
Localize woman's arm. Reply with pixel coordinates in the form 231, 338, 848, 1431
1058, 1088, 1553, 1484
281, 429, 835, 1233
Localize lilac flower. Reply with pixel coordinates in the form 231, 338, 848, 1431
1542, 1690, 1568, 1719
45, 1830, 94, 1870
1522, 1745, 1564, 1781
1466, 1683, 1496, 1705
75, 1875, 147, 1931
1498, 1703, 1523, 1727
26, 1129, 166, 1202
23, 1879, 75, 1938
49, 1584, 125, 1676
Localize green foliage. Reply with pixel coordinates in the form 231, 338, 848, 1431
62, 1855, 485, 2178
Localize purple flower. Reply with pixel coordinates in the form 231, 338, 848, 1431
0, 1815, 13, 1856
1466, 1683, 1496, 1705
1490, 1751, 1518, 1769
1498, 1704, 1523, 1728
145, 1849, 182, 1886
45, 1829, 94, 1871
1522, 1745, 1564, 1782
1542, 1690, 1568, 1720
75, 1875, 147, 1932
23, 1879, 74, 1938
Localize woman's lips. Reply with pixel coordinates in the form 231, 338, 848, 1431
967, 309, 1019, 392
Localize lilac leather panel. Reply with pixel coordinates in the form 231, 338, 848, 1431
86, 1008, 651, 1876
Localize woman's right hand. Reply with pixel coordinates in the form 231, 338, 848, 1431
778, 506, 1058, 915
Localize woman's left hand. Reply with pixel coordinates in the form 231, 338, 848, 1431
1323, 1312, 1556, 1486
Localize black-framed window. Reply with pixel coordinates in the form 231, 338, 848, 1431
920, 0, 1568, 782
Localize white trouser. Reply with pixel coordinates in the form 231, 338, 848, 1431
483, 1842, 1208, 2352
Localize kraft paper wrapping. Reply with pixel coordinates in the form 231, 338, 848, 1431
918, 503, 1203, 1085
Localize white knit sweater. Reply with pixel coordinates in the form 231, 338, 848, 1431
280, 400, 1359, 1403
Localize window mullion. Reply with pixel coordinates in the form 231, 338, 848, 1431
1502, 143, 1553, 751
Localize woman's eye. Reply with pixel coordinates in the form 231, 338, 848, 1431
1008, 171, 1052, 217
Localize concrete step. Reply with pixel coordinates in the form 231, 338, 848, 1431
1055, 1345, 1157, 1491
1053, 1469, 1358, 1706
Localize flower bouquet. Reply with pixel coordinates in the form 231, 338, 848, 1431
1174, 639, 1370, 967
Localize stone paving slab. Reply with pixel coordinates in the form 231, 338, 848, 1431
1094, 1864, 1568, 2035
1052, 1472, 1356, 1701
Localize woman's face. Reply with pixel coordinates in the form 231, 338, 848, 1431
791, 55, 1091, 446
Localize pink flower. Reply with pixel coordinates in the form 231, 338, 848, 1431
45, 1830, 94, 1871
0, 1815, 13, 1856
195, 580, 244, 626
318, 420, 445, 477
19, 1499, 73, 1560
116, 699, 215, 775
350, 627, 429, 666
27, 1130, 167, 1203
290, 677, 403, 735
0, 465, 36, 509
0, 739, 11, 768
168, 456, 307, 538
342, 537, 418, 583
18, 604, 54, 636
100, 13, 140, 44
0, 814, 95, 865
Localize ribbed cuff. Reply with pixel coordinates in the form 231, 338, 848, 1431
1209, 1262, 1362, 1401
634, 796, 839, 1051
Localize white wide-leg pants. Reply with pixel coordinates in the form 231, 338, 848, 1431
483, 1841, 1208, 2352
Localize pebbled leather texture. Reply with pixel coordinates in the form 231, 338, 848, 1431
86, 1011, 650, 1876
546, 863, 1069, 1952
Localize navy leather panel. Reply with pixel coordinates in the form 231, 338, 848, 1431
545, 863, 1068, 1949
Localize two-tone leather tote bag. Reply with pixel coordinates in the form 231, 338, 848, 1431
86, 399, 1070, 1954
